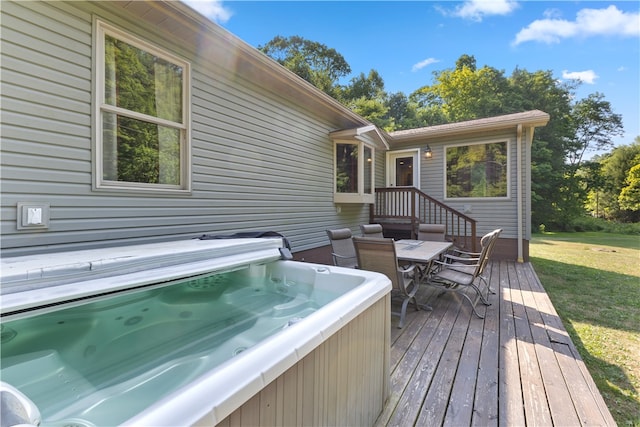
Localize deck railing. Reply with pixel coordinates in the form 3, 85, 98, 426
370, 187, 477, 252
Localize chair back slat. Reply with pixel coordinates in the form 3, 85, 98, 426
360, 223, 384, 238
326, 228, 357, 268
417, 223, 446, 242
353, 236, 418, 328
352, 237, 400, 291
477, 228, 502, 275
426, 228, 502, 318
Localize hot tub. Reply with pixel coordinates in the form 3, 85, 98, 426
0, 237, 391, 426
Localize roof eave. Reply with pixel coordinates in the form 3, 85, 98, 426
330, 126, 390, 150
162, 1, 370, 129
389, 111, 550, 143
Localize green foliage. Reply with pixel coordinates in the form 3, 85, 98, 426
340, 70, 385, 101
567, 92, 624, 168
259, 37, 633, 230
258, 35, 351, 98
536, 216, 640, 234
446, 141, 507, 197
415, 60, 510, 122
347, 97, 392, 131
103, 35, 183, 185
583, 138, 640, 222
619, 163, 640, 211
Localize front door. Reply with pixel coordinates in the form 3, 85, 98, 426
387, 150, 419, 188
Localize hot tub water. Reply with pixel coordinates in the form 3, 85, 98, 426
1, 263, 350, 426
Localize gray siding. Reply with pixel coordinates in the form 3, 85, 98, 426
413, 129, 526, 241
1, 1, 369, 256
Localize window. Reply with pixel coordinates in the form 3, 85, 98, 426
95, 21, 190, 191
446, 141, 509, 199
334, 141, 374, 203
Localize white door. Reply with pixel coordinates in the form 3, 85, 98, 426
387, 150, 420, 188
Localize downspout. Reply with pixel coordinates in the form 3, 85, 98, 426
516, 124, 523, 263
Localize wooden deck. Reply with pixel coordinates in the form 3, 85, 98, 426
376, 261, 616, 426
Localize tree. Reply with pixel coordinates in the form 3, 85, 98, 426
348, 97, 392, 130
412, 56, 510, 122
593, 138, 640, 221
505, 68, 576, 228
455, 54, 477, 71
340, 70, 385, 101
580, 160, 607, 218
256, 37, 631, 228
258, 35, 351, 98
619, 163, 640, 212
567, 92, 624, 169
382, 92, 442, 130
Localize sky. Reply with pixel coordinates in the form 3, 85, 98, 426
183, 0, 640, 155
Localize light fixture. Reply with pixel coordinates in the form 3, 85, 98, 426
423, 145, 433, 159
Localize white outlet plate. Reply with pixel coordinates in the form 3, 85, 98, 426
17, 203, 50, 230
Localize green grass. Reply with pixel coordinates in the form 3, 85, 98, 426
530, 232, 640, 426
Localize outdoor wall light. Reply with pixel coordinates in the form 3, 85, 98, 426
423, 145, 433, 159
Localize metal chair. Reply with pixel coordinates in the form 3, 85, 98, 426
417, 223, 446, 242
444, 228, 502, 292
425, 229, 502, 318
353, 237, 418, 328
360, 223, 384, 238
326, 228, 358, 268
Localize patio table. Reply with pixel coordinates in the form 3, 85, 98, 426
395, 239, 453, 310
395, 240, 452, 265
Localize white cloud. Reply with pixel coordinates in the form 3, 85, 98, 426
182, 0, 232, 23
617, 66, 627, 72
412, 58, 440, 72
562, 70, 598, 84
449, 0, 519, 22
513, 5, 640, 45
543, 8, 563, 20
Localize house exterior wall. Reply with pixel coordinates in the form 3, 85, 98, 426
400, 128, 532, 260
1, 0, 371, 257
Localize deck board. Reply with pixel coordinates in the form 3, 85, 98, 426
377, 261, 616, 427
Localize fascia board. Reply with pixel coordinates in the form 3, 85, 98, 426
162, 1, 369, 129
330, 126, 390, 150
389, 111, 550, 143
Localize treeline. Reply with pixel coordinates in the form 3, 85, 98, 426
259, 36, 639, 229
582, 138, 640, 223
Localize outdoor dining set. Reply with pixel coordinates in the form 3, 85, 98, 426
326, 224, 502, 328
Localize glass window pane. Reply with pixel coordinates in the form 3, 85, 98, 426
363, 146, 373, 193
395, 156, 413, 186
446, 142, 507, 198
336, 143, 358, 193
103, 112, 181, 185
104, 35, 183, 123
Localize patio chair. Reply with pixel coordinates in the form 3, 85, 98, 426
360, 223, 384, 238
425, 229, 501, 318
444, 228, 502, 292
415, 223, 448, 276
353, 236, 418, 328
417, 223, 446, 242
326, 228, 358, 268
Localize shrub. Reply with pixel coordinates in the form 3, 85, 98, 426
535, 217, 640, 234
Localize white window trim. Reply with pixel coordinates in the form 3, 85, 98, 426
385, 148, 421, 188
333, 139, 375, 204
93, 19, 192, 193
443, 139, 511, 201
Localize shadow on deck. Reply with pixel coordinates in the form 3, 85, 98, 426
377, 261, 616, 426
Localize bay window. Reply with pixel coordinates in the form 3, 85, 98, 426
334, 141, 374, 203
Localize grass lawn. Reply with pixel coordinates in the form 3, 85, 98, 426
530, 232, 640, 426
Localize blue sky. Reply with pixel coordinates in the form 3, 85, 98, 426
183, 0, 639, 153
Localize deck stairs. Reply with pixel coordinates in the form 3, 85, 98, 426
370, 187, 477, 252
